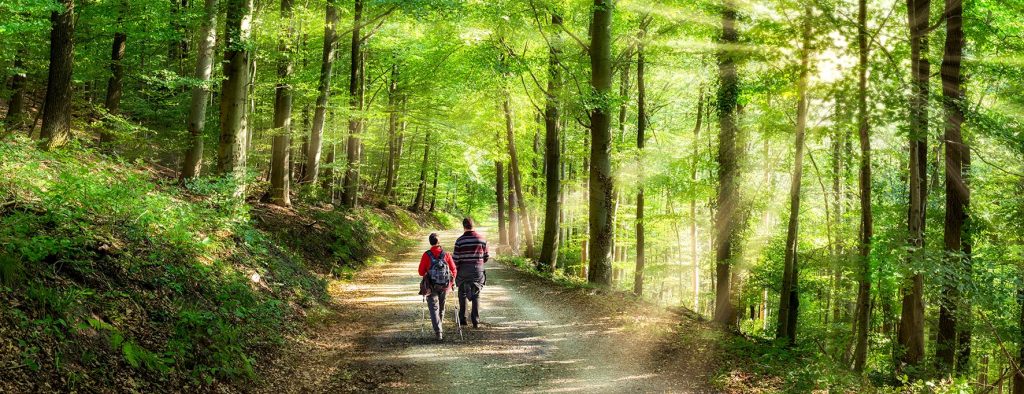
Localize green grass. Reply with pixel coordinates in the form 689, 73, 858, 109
0, 137, 429, 390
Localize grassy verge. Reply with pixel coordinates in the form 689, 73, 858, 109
0, 138, 437, 392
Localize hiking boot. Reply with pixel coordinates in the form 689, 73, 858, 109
435, 332, 443, 341
472, 320, 479, 329
459, 319, 468, 326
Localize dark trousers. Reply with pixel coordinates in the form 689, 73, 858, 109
458, 285, 479, 324
426, 290, 447, 334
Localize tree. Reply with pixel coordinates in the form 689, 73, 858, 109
216, 0, 255, 188
897, 0, 930, 369
504, 95, 535, 258
852, 0, 873, 372
302, 0, 340, 184
269, 0, 296, 206
539, 12, 563, 271
586, 0, 614, 286
341, 0, 365, 208
713, 0, 740, 326
776, 5, 812, 344
383, 66, 400, 201
936, 0, 968, 375
633, 19, 649, 296
4, 54, 27, 133
410, 129, 430, 212
100, 5, 127, 143
180, 0, 219, 181
39, 0, 76, 148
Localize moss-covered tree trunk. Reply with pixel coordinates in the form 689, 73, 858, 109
269, 0, 295, 206
341, 0, 364, 208
713, 0, 740, 326
539, 13, 563, 271
216, 0, 254, 190
586, 0, 614, 287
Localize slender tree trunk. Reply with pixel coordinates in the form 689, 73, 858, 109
853, 0, 874, 372
776, 6, 811, 344
216, 0, 254, 191
341, 0, 364, 208
40, 0, 76, 149
691, 87, 705, 311
269, 0, 295, 206
898, 0, 930, 370
4, 54, 27, 133
938, 0, 969, 375
504, 96, 536, 258
497, 160, 508, 245
100, 28, 126, 143
383, 66, 399, 200
633, 22, 648, 296
429, 166, 438, 212
586, 0, 614, 286
1016, 282, 1024, 394
180, 0, 218, 180
713, 0, 740, 326
508, 164, 520, 252
302, 0, 339, 184
539, 13, 563, 271
410, 130, 430, 212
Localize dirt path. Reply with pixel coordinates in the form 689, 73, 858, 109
258, 228, 716, 393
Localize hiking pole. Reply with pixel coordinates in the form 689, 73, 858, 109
453, 287, 463, 340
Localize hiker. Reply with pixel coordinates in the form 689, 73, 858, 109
453, 218, 489, 328
418, 233, 457, 340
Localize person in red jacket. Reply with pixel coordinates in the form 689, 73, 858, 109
418, 233, 457, 340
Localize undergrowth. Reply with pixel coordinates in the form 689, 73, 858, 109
0, 138, 430, 391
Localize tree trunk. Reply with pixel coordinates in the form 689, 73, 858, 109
302, 0, 339, 184
508, 164, 520, 252
776, 6, 811, 344
216, 0, 254, 190
40, 0, 76, 149
179, 0, 218, 181
410, 130, 430, 212
633, 22, 648, 296
383, 65, 400, 201
586, 0, 614, 286
539, 13, 563, 271
691, 87, 705, 311
429, 166, 438, 212
100, 28, 127, 143
497, 160, 508, 245
898, 0, 930, 370
713, 0, 740, 326
4, 54, 27, 133
938, 0, 969, 375
1015, 284, 1024, 394
853, 0, 873, 372
269, 0, 295, 207
504, 97, 536, 258
341, 0, 364, 208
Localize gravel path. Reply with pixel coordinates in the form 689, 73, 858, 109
258, 228, 717, 393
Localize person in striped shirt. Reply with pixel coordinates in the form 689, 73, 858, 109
453, 218, 489, 328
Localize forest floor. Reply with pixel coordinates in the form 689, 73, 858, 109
256, 228, 724, 393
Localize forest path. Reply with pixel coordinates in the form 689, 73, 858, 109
258, 228, 715, 393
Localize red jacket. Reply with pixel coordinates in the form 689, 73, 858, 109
419, 245, 457, 291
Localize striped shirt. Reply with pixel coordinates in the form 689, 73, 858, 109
453, 231, 489, 282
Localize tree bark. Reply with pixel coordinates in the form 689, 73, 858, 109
383, 65, 400, 201
179, 0, 217, 181
40, 0, 76, 148
691, 87, 705, 311
429, 166, 438, 212
504, 97, 536, 258
539, 13, 563, 271
633, 22, 648, 296
4, 54, 27, 133
508, 164, 520, 252
216, 0, 254, 190
713, 0, 740, 326
937, 0, 969, 375
497, 160, 508, 245
410, 130, 430, 212
852, 0, 873, 372
1016, 284, 1024, 394
586, 0, 614, 286
100, 28, 127, 143
898, 0, 930, 370
269, 0, 295, 206
302, 0, 339, 184
776, 6, 811, 344
341, 0, 365, 208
